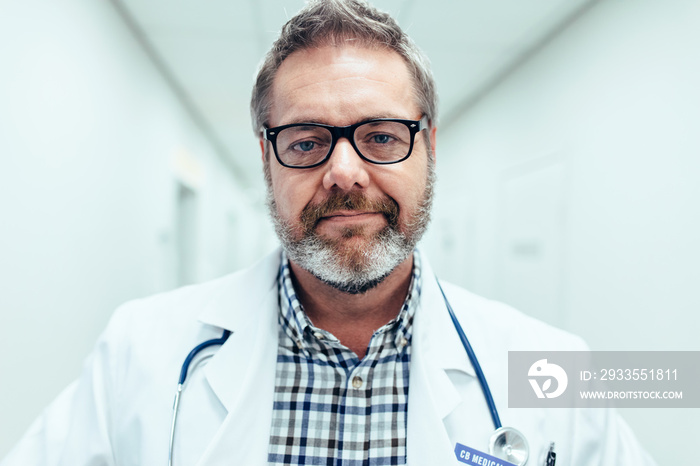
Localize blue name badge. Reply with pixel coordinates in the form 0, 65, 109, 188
454, 443, 518, 466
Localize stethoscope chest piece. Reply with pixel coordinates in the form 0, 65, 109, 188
489, 426, 529, 465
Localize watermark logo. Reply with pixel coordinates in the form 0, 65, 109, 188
528, 359, 568, 399
510, 351, 698, 408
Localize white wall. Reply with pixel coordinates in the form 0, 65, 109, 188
422, 1, 700, 463
0, 0, 274, 456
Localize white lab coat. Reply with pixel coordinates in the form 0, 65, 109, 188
2, 248, 655, 465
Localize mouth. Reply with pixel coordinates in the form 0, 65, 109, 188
299, 191, 400, 234
318, 211, 384, 224
321, 210, 377, 218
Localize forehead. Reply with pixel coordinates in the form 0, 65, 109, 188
268, 44, 419, 126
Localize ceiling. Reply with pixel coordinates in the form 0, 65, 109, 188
114, 0, 594, 187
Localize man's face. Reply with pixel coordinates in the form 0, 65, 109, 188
263, 43, 436, 293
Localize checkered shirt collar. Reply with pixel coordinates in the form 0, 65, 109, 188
277, 250, 422, 353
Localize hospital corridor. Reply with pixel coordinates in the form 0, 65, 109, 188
1, 1, 699, 464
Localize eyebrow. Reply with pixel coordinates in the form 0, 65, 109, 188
282, 114, 410, 126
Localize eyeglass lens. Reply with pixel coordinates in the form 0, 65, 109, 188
275, 121, 412, 167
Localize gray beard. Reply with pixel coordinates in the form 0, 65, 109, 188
265, 161, 435, 295
275, 219, 413, 294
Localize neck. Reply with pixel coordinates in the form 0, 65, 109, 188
288, 255, 414, 359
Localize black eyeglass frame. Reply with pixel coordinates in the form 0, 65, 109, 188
263, 116, 429, 169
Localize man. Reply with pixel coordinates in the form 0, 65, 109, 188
2, 1, 654, 465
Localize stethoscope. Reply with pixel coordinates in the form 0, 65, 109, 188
168, 277, 531, 466
435, 279, 530, 466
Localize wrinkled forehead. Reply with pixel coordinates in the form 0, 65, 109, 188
269, 42, 418, 126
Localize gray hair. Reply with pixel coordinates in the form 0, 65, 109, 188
250, 0, 438, 136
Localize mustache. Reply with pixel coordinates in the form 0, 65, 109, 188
299, 191, 400, 233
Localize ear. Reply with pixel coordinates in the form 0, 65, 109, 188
259, 139, 266, 162
428, 125, 437, 163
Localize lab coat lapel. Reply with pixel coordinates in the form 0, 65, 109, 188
189, 249, 477, 464
195, 249, 281, 465
407, 252, 476, 465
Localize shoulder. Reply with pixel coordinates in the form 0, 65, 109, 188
106, 270, 243, 336
85, 271, 252, 363
437, 280, 588, 351
93, 270, 250, 388
107, 248, 282, 336
90, 251, 281, 397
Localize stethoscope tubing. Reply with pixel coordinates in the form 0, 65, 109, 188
169, 329, 231, 466
178, 330, 231, 384
435, 277, 502, 430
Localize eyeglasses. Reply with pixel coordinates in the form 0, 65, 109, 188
263, 116, 428, 169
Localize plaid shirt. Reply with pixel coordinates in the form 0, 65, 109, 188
268, 252, 422, 465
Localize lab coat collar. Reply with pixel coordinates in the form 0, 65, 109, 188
406, 249, 478, 464
194, 247, 478, 403
197, 248, 281, 333
194, 249, 282, 464
415, 248, 476, 378
196, 247, 475, 375
195, 248, 282, 413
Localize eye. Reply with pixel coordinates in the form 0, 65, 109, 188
293, 140, 316, 152
372, 134, 393, 144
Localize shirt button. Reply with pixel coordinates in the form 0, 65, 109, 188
398, 337, 408, 348
313, 331, 324, 340
352, 376, 363, 389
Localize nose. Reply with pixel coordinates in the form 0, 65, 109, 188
322, 138, 370, 191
